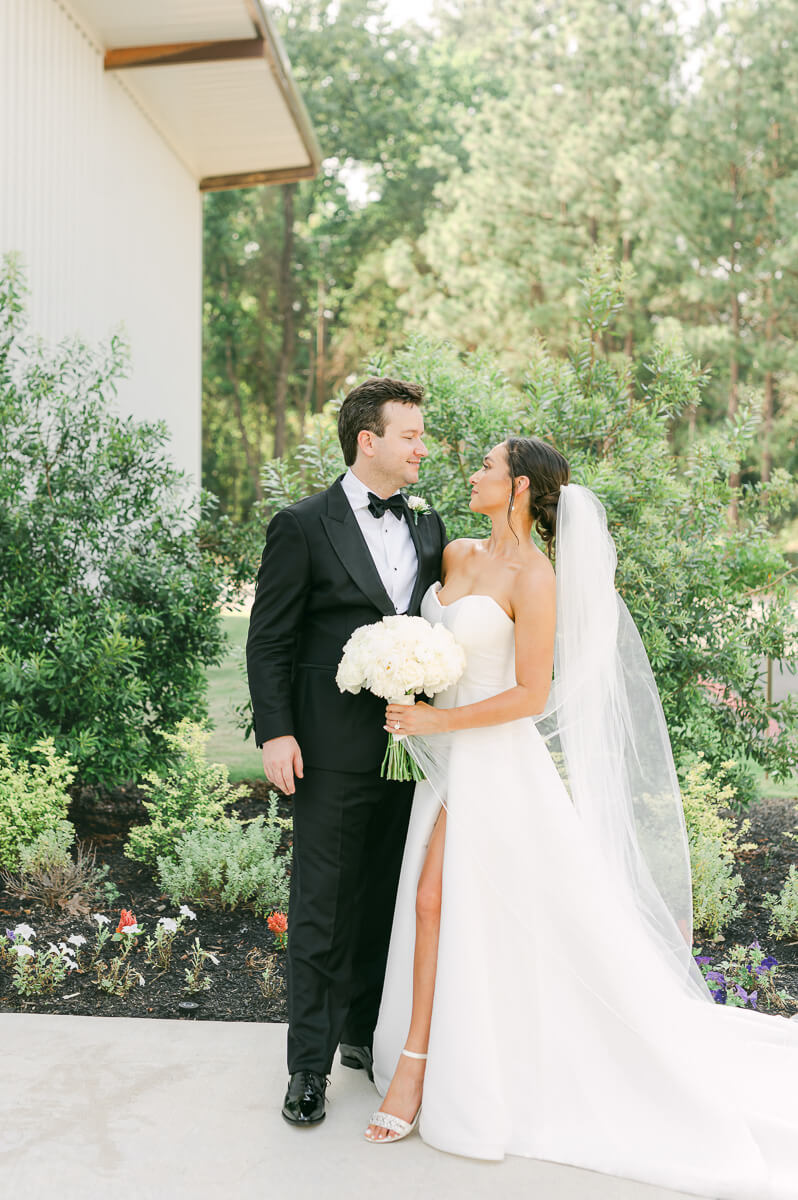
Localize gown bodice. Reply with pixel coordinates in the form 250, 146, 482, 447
421, 581, 517, 700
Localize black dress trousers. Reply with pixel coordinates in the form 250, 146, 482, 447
286, 765, 413, 1075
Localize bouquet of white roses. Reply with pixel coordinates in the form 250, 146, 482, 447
336, 614, 466, 781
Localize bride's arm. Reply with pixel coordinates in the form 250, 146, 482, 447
386, 560, 556, 735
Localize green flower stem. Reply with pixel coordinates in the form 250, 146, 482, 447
380, 734, 426, 782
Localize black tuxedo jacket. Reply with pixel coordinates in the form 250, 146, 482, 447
246, 475, 447, 774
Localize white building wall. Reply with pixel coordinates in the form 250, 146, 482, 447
0, 0, 202, 484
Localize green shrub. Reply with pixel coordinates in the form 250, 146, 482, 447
763, 865, 798, 941
0, 739, 76, 872
681, 756, 753, 937
2, 821, 112, 912
18, 819, 75, 867
0, 255, 253, 786
156, 801, 291, 917
124, 721, 245, 869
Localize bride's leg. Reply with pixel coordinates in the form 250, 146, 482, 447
365, 805, 446, 1142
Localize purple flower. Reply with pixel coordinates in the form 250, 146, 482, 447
5, 929, 15, 941
750, 939, 761, 950
711, 989, 727, 1003
760, 956, 778, 971
734, 984, 749, 1001
706, 970, 726, 984
749, 991, 758, 1010
694, 955, 711, 966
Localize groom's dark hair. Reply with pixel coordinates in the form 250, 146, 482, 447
338, 376, 425, 466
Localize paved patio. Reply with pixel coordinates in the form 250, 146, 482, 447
0, 1013, 707, 1200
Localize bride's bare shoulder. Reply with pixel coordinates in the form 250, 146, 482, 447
512, 550, 556, 609
441, 537, 482, 571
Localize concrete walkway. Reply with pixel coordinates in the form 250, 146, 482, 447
0, 1014, 706, 1200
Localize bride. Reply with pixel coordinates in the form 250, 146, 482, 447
362, 436, 798, 1200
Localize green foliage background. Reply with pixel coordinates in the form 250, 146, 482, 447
204, 0, 798, 543
254, 261, 798, 804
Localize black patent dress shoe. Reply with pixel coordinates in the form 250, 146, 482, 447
339, 1043, 374, 1081
282, 1070, 329, 1125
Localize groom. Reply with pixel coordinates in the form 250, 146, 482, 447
246, 377, 447, 1126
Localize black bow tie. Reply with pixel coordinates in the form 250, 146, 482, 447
367, 491, 406, 521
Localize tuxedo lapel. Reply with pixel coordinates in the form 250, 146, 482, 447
320, 479, 396, 616
404, 497, 433, 615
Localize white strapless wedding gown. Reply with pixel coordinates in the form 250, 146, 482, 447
372, 581, 798, 1199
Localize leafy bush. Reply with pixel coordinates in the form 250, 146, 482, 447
124, 721, 245, 869
156, 799, 291, 917
0, 739, 76, 872
253, 258, 798, 801
681, 756, 752, 937
1, 823, 112, 913
0, 255, 252, 786
763, 865, 798, 941
20, 818, 76, 865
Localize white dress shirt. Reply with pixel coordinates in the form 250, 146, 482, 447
340, 468, 419, 613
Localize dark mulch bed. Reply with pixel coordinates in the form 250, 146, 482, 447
0, 780, 291, 1023
706, 793, 798, 1016
1, 783, 797, 1023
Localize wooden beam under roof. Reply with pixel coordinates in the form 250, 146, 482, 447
199, 164, 317, 192
104, 38, 265, 71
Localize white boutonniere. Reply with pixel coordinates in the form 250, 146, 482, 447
407, 494, 431, 524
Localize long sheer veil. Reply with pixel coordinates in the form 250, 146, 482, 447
407, 482, 712, 1006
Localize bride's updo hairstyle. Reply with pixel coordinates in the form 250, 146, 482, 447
505, 436, 570, 557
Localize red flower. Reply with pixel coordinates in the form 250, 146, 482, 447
116, 909, 137, 933
267, 912, 288, 936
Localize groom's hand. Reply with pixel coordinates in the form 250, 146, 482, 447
262, 735, 304, 796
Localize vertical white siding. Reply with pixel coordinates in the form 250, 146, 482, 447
0, 0, 202, 484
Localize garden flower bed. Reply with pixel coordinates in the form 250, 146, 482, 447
0, 783, 796, 1022
0, 780, 289, 1022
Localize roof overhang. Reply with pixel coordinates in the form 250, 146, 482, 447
60, 0, 321, 190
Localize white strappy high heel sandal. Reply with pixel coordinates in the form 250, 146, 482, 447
364, 1049, 427, 1143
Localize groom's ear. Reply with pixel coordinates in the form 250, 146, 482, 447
356, 429, 378, 457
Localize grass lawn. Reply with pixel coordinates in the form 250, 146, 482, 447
752, 763, 798, 802
206, 614, 262, 781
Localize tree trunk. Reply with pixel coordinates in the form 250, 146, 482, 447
762, 367, 774, 484
297, 344, 314, 442
762, 290, 775, 484
273, 183, 297, 459
220, 260, 263, 501
315, 275, 327, 413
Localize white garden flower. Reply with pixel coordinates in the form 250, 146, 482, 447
158, 917, 178, 933
120, 923, 140, 935
13, 923, 35, 941
12, 944, 35, 958
67, 934, 87, 947
92, 913, 110, 926
179, 905, 197, 920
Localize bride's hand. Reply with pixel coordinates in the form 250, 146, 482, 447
384, 701, 448, 736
